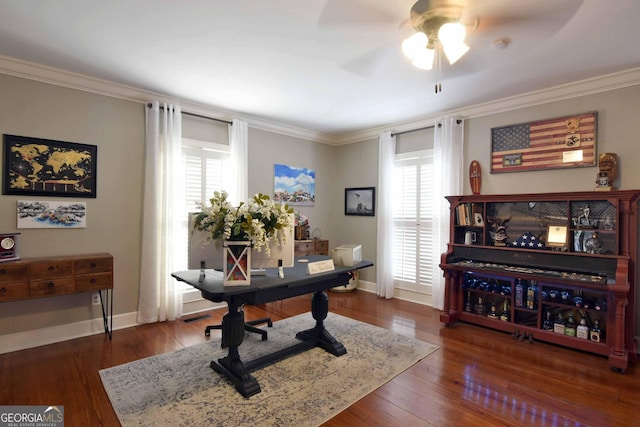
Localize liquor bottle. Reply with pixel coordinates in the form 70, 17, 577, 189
487, 303, 498, 319
526, 281, 537, 310
499, 300, 510, 322
576, 318, 590, 339
564, 313, 577, 337
542, 311, 554, 331
474, 297, 485, 315
515, 279, 524, 307
553, 312, 565, 334
464, 291, 472, 312
590, 320, 602, 342
595, 298, 607, 311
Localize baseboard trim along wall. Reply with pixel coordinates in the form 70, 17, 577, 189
2, 280, 638, 357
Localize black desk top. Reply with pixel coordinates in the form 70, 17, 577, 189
172, 255, 373, 305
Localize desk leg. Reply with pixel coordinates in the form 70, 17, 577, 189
210, 300, 261, 398
296, 290, 347, 356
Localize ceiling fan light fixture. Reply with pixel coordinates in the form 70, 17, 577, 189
438, 22, 469, 65
402, 32, 429, 60
412, 47, 435, 70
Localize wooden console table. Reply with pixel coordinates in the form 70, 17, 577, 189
0, 253, 114, 338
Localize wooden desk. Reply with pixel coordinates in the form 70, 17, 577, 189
172, 255, 373, 397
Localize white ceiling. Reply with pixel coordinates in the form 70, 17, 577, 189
0, 0, 639, 138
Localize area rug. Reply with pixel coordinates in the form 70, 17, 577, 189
99, 312, 439, 427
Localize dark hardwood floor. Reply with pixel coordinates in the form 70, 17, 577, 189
1, 290, 638, 426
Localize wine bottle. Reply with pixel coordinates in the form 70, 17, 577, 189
542, 311, 553, 331
515, 279, 524, 307
553, 312, 565, 334
564, 313, 577, 337
474, 297, 485, 315
464, 291, 472, 312
590, 319, 602, 342
487, 303, 498, 319
526, 281, 537, 310
499, 300, 510, 322
576, 318, 589, 339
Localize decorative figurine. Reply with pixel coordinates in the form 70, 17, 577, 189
575, 205, 597, 229
488, 217, 510, 246
469, 160, 482, 195
584, 232, 603, 254
595, 152, 617, 191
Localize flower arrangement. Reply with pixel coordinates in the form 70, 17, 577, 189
192, 191, 294, 255
294, 211, 309, 227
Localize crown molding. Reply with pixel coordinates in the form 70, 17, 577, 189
334, 67, 640, 145
1, 55, 639, 146
0, 55, 330, 144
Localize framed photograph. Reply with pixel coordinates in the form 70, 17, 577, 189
490, 111, 597, 174
345, 187, 375, 216
3, 134, 97, 198
547, 225, 568, 249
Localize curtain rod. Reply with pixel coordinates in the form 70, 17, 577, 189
146, 103, 232, 125
391, 119, 462, 137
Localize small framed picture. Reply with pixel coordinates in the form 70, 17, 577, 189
345, 187, 375, 216
474, 213, 484, 226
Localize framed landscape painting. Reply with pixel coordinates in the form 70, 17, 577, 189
3, 134, 97, 198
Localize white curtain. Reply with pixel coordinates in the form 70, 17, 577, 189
376, 130, 396, 298
229, 119, 248, 205
432, 118, 464, 310
137, 101, 184, 323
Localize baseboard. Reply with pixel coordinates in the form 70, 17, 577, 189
0, 311, 138, 355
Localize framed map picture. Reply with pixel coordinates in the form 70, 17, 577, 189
3, 134, 97, 198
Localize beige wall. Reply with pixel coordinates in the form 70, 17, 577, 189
466, 86, 640, 194
247, 127, 337, 246
1, 70, 639, 343
0, 74, 144, 334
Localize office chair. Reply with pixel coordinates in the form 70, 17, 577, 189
205, 313, 273, 347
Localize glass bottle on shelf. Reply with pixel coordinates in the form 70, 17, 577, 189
565, 313, 577, 337
526, 281, 537, 310
474, 297, 485, 315
499, 300, 510, 322
553, 312, 565, 334
515, 279, 524, 307
464, 291, 472, 312
542, 311, 554, 331
590, 320, 602, 342
487, 303, 498, 319
577, 318, 590, 339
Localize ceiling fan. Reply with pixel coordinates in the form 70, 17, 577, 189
318, 0, 584, 86
402, 0, 478, 92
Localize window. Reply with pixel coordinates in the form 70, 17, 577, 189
393, 150, 434, 293
175, 138, 229, 291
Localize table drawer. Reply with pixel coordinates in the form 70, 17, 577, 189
0, 282, 29, 302
316, 240, 329, 254
75, 257, 112, 275
75, 273, 112, 292
295, 241, 314, 255
30, 278, 74, 297
30, 260, 73, 280
0, 264, 28, 284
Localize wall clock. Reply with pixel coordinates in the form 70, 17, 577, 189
0, 233, 20, 262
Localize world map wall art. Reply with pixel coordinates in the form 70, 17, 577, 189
3, 134, 97, 198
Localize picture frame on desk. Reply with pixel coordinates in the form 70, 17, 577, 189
3, 134, 97, 198
345, 187, 375, 216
